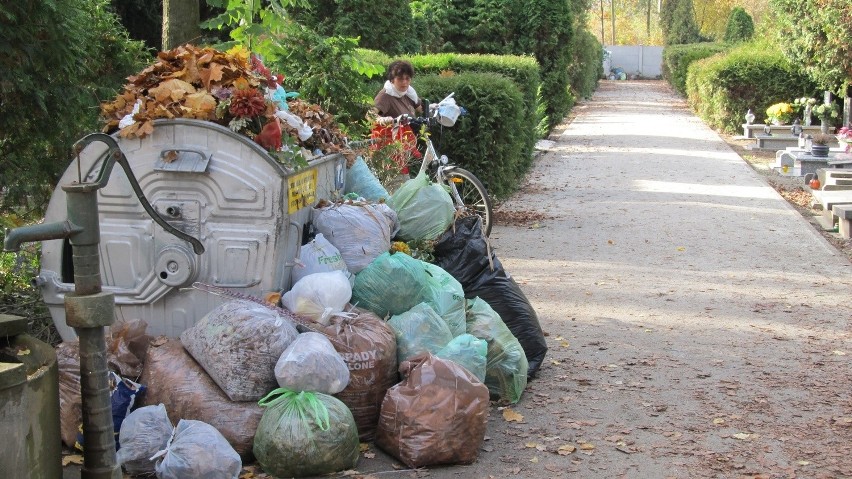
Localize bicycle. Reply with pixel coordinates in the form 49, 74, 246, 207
392, 94, 494, 236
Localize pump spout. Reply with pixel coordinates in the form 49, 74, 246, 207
3, 220, 83, 252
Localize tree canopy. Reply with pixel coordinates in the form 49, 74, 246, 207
0, 0, 147, 213
722, 7, 753, 43
770, 0, 852, 92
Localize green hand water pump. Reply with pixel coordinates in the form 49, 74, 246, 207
3, 133, 204, 479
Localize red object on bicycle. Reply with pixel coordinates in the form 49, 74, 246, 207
370, 123, 421, 175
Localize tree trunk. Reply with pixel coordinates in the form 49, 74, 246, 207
611, 0, 616, 45
646, 0, 651, 37
162, 0, 201, 50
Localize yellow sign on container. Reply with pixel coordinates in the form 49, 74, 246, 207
287, 169, 318, 214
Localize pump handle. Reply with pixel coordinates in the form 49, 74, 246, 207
73, 133, 205, 255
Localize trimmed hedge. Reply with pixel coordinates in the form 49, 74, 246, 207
684, 42, 817, 134
413, 72, 526, 200
569, 29, 603, 100
409, 54, 540, 170
358, 51, 541, 173
662, 43, 729, 96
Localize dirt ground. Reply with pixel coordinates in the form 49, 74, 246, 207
62, 81, 852, 479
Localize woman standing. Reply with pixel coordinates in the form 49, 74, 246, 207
374, 60, 422, 121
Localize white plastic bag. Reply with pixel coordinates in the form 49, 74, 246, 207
312, 202, 399, 273
153, 419, 241, 479
291, 234, 352, 285
116, 404, 173, 475
274, 332, 350, 394
275, 109, 313, 141
281, 271, 352, 326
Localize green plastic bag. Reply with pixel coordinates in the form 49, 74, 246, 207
422, 261, 466, 337
253, 388, 359, 478
352, 254, 466, 337
388, 303, 454, 365
465, 298, 528, 403
388, 172, 454, 241
352, 252, 430, 319
436, 333, 488, 382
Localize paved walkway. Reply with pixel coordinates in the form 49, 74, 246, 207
482, 81, 852, 478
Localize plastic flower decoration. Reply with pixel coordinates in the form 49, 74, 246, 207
765, 102, 794, 125
837, 126, 852, 153
102, 45, 287, 149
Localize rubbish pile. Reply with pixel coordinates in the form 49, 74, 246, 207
56, 44, 549, 478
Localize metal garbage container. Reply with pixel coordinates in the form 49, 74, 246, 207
38, 119, 346, 341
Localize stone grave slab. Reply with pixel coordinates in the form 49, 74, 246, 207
742, 124, 827, 139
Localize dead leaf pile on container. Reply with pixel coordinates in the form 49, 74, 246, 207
99, 44, 354, 164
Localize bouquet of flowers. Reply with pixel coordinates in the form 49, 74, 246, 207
765, 102, 794, 125
837, 126, 852, 153
812, 102, 841, 123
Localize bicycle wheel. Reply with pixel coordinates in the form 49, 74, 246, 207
443, 167, 493, 236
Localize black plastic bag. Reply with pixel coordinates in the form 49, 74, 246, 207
433, 216, 547, 377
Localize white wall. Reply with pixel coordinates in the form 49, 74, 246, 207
604, 45, 664, 78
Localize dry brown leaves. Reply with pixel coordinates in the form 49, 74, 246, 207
99, 44, 355, 163
493, 209, 554, 228
286, 99, 355, 165
101, 45, 259, 138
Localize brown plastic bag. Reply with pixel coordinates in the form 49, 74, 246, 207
57, 341, 82, 448
107, 319, 150, 379
139, 338, 264, 458
375, 353, 489, 468
322, 306, 398, 441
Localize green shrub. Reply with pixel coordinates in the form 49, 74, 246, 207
684, 42, 817, 133
772, 0, 852, 92
660, 0, 701, 45
723, 7, 754, 43
409, 0, 575, 130
0, 0, 149, 215
410, 53, 541, 162
359, 52, 541, 169
413, 72, 526, 200
332, 0, 418, 54
289, 0, 416, 55
569, 29, 603, 100
514, 0, 574, 130
662, 43, 729, 96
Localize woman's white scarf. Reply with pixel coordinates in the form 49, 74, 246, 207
383, 80, 419, 104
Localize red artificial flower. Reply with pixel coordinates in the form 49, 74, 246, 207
251, 54, 282, 89
255, 118, 283, 151
229, 88, 266, 117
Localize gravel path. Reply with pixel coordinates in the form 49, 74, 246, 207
478, 80, 852, 478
